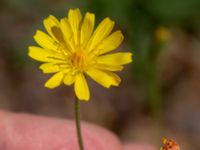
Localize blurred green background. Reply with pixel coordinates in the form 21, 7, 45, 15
0, 0, 200, 149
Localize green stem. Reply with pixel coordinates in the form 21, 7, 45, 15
75, 96, 84, 150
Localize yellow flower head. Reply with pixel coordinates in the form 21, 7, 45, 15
28, 8, 132, 101
155, 26, 171, 42
160, 137, 180, 150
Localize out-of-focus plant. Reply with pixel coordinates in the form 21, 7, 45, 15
84, 0, 200, 118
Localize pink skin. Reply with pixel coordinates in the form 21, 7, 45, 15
0, 111, 156, 150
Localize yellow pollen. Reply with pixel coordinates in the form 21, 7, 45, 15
71, 50, 88, 69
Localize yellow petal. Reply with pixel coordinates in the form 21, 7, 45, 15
43, 15, 60, 41
28, 46, 65, 62
68, 8, 82, 45
80, 12, 95, 47
45, 72, 64, 89
64, 73, 75, 85
98, 31, 124, 55
39, 63, 59, 73
51, 26, 65, 44
86, 68, 121, 88
87, 17, 114, 52
97, 52, 132, 66
60, 18, 74, 52
74, 73, 90, 101
33, 30, 58, 50
94, 64, 124, 71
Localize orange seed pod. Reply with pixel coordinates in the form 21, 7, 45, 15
160, 137, 180, 150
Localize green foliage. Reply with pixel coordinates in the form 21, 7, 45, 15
84, 0, 200, 116
147, 0, 200, 22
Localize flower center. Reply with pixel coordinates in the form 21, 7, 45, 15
71, 50, 88, 69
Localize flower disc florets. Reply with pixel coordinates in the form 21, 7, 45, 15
70, 49, 89, 70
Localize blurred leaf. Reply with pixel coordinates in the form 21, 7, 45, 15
146, 0, 200, 22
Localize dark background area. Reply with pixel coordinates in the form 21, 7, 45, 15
0, 0, 200, 149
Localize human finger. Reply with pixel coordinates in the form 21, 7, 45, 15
0, 111, 122, 150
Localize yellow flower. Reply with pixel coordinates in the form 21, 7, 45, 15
28, 8, 132, 101
155, 26, 171, 42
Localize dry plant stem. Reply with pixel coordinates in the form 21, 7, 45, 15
75, 96, 84, 150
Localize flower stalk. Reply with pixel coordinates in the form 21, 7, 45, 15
75, 96, 84, 150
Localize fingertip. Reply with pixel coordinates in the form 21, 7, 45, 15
0, 110, 11, 118
0, 112, 122, 150
82, 122, 123, 150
